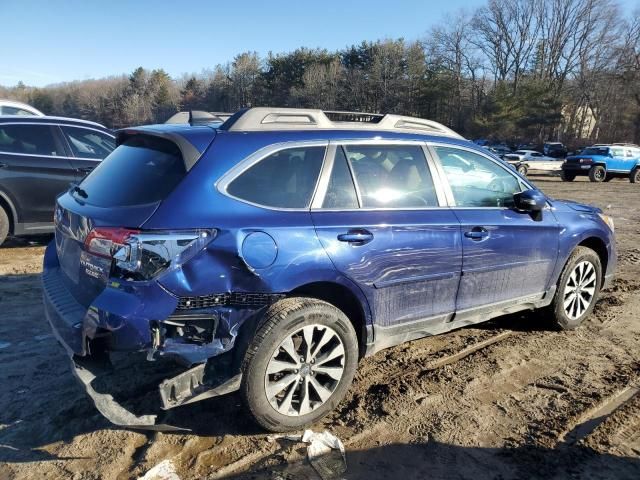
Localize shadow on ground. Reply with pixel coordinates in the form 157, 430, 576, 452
227, 440, 640, 479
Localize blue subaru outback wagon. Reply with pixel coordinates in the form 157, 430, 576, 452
43, 108, 616, 432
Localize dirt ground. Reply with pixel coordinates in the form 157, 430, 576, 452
0, 176, 639, 480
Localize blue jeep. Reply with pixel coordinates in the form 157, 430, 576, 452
562, 144, 640, 182
43, 108, 616, 432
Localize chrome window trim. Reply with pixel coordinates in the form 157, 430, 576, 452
310, 139, 448, 211
427, 141, 535, 209
0, 150, 103, 162
216, 140, 330, 212
0, 121, 113, 137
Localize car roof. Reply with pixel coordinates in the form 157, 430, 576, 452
0, 99, 44, 116
0, 115, 110, 131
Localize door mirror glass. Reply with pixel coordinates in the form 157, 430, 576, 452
513, 189, 546, 213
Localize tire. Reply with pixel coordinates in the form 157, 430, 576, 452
517, 164, 528, 176
560, 171, 575, 182
241, 297, 359, 432
547, 246, 602, 330
0, 207, 9, 247
588, 165, 606, 182
630, 168, 640, 183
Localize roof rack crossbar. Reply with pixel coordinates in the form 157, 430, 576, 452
220, 107, 464, 139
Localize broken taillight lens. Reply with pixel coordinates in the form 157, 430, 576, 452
84, 227, 216, 281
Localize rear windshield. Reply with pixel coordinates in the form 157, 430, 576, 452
77, 135, 186, 207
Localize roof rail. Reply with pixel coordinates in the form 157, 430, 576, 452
219, 107, 464, 139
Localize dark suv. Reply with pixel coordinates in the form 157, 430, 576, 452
43, 108, 616, 432
0, 116, 115, 245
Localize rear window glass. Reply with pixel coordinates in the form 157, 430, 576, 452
227, 146, 325, 209
77, 135, 186, 207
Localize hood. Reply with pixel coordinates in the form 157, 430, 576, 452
552, 198, 601, 214
566, 154, 608, 161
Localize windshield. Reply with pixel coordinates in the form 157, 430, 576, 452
76, 135, 186, 207
581, 147, 609, 156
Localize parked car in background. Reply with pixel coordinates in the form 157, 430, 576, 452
543, 142, 567, 158
503, 150, 563, 176
486, 145, 512, 159
562, 144, 640, 183
0, 116, 115, 245
43, 107, 616, 432
0, 99, 44, 116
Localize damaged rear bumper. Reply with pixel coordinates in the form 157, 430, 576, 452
42, 250, 248, 430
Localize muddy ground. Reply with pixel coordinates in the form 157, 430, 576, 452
0, 176, 639, 480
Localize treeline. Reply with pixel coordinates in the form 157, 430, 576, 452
2, 0, 639, 146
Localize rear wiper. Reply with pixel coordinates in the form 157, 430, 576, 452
73, 185, 88, 198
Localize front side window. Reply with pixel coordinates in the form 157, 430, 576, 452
435, 146, 522, 207
0, 124, 62, 156
62, 126, 115, 159
343, 144, 438, 208
227, 146, 325, 209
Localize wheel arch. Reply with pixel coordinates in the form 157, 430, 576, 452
578, 236, 609, 275
290, 280, 371, 358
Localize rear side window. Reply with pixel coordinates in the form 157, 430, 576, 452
227, 146, 325, 209
1, 106, 36, 115
78, 135, 186, 207
0, 124, 63, 156
344, 144, 438, 208
61, 126, 115, 159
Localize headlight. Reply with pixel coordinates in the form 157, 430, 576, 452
597, 213, 614, 232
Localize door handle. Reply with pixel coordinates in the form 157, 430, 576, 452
0, 162, 7, 169
464, 227, 489, 240
337, 229, 374, 245
76, 167, 94, 174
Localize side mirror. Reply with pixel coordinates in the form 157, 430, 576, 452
513, 189, 546, 220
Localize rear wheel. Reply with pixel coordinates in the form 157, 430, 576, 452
588, 165, 606, 182
241, 297, 359, 432
547, 246, 602, 330
517, 164, 528, 176
560, 171, 576, 182
0, 207, 9, 246
630, 168, 640, 183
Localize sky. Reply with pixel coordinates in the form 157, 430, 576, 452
1, 0, 638, 87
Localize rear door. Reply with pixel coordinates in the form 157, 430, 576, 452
58, 125, 116, 180
431, 144, 560, 312
311, 141, 462, 328
0, 122, 76, 225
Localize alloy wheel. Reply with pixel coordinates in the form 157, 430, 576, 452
563, 260, 597, 320
264, 324, 345, 417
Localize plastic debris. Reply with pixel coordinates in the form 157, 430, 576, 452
301, 430, 347, 480
137, 460, 180, 480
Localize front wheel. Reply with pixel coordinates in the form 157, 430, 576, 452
588, 165, 606, 182
241, 298, 359, 432
517, 164, 528, 176
630, 168, 640, 183
547, 246, 602, 330
560, 171, 576, 182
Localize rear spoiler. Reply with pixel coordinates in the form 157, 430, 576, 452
115, 127, 210, 171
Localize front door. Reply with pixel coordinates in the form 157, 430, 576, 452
311, 142, 462, 328
432, 144, 561, 312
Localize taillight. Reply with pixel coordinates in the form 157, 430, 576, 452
84, 227, 216, 281
85, 227, 139, 258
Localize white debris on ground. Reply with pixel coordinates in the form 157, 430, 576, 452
137, 460, 181, 480
268, 429, 346, 480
